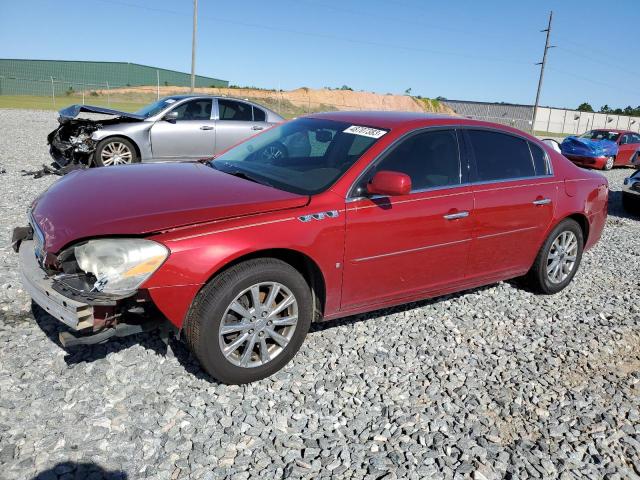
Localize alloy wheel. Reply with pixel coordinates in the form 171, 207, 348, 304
101, 141, 133, 166
605, 156, 614, 170
218, 282, 298, 368
546, 231, 578, 284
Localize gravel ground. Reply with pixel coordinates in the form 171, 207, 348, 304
0, 109, 639, 480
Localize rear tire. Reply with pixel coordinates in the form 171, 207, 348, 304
526, 219, 584, 294
94, 137, 139, 167
184, 258, 312, 384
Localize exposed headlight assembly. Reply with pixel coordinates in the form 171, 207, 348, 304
74, 239, 169, 295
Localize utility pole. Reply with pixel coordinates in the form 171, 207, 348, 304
190, 0, 198, 93
532, 11, 555, 133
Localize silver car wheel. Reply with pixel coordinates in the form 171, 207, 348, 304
546, 231, 578, 284
218, 282, 298, 368
101, 141, 133, 166
605, 156, 614, 170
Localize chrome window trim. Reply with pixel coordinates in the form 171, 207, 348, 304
346, 124, 555, 203
462, 126, 555, 183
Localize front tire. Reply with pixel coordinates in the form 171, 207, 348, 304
603, 156, 614, 170
184, 258, 312, 384
526, 219, 584, 294
94, 137, 139, 167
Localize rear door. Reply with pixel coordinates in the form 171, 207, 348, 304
463, 129, 558, 280
214, 99, 270, 153
150, 98, 215, 159
342, 128, 474, 309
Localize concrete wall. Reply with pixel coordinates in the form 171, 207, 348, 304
534, 107, 640, 135
444, 99, 640, 135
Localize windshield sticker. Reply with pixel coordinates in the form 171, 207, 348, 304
343, 125, 387, 139
165, 99, 176, 104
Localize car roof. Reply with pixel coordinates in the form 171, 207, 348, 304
588, 128, 631, 133
304, 110, 531, 135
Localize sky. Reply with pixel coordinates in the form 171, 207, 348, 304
2, 0, 639, 110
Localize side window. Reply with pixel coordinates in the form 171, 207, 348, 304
372, 130, 461, 190
467, 130, 535, 182
170, 99, 212, 121
218, 100, 253, 121
620, 134, 631, 145
252, 107, 266, 122
529, 142, 551, 176
632, 133, 640, 144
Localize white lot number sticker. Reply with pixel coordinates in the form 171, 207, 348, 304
343, 125, 387, 139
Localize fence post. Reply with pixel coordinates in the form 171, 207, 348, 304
106, 82, 110, 107
82, 82, 85, 105
561, 109, 567, 135
156, 70, 160, 100
50, 76, 56, 109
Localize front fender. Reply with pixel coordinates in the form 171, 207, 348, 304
142, 199, 346, 328
91, 123, 153, 160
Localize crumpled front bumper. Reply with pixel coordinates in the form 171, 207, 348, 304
564, 154, 608, 169
19, 240, 94, 330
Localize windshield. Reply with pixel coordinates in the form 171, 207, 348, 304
579, 130, 620, 142
211, 118, 388, 195
134, 97, 182, 118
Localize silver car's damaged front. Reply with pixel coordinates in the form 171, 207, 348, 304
42, 96, 284, 175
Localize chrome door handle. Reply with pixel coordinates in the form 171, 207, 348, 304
533, 198, 552, 205
251, 125, 264, 131
200, 125, 214, 130
443, 211, 470, 220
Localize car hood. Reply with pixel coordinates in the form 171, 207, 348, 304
31, 162, 309, 253
58, 104, 146, 121
560, 136, 618, 156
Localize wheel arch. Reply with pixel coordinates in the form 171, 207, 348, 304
94, 134, 141, 164
563, 212, 590, 244
197, 248, 327, 323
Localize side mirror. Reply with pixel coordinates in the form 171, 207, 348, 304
367, 170, 411, 196
164, 111, 179, 123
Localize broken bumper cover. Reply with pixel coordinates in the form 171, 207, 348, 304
564, 154, 609, 169
19, 240, 94, 330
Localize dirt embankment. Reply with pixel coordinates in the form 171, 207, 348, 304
99, 85, 455, 115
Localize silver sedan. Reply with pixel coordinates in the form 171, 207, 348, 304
47, 95, 284, 168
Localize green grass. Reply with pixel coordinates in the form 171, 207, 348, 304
534, 130, 567, 138
0, 95, 147, 112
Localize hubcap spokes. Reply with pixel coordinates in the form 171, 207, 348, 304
219, 282, 298, 368
546, 231, 578, 284
101, 142, 133, 166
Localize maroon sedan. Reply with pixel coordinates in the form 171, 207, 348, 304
15, 112, 608, 384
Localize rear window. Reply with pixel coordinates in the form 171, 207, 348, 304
529, 143, 551, 176
467, 130, 535, 182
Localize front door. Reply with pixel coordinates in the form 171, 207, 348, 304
150, 98, 215, 159
463, 129, 558, 279
342, 129, 473, 310
214, 99, 271, 154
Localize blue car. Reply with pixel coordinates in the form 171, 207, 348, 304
560, 130, 620, 170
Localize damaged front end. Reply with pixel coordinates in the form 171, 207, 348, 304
12, 224, 175, 348
45, 104, 145, 173
48, 118, 102, 168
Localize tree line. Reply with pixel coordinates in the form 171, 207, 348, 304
577, 102, 640, 116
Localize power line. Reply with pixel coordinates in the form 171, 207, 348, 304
92, 0, 529, 67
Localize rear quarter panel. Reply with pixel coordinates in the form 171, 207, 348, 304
549, 149, 608, 250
